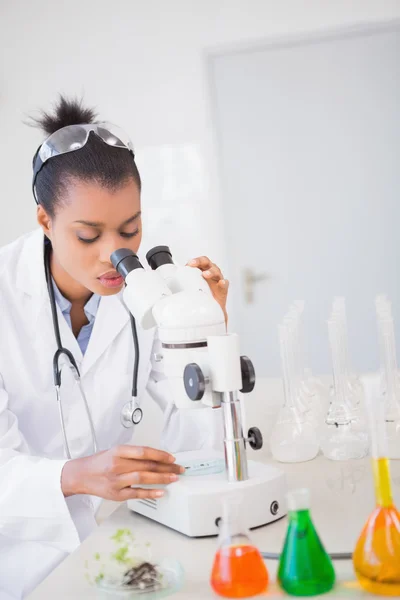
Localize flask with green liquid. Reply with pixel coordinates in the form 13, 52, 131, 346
278, 488, 336, 596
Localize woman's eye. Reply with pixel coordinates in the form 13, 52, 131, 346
77, 236, 100, 244
120, 229, 139, 239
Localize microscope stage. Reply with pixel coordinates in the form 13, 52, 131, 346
127, 450, 287, 537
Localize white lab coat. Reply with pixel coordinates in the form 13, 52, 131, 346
0, 229, 223, 600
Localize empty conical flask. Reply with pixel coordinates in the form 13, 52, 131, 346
278, 489, 336, 596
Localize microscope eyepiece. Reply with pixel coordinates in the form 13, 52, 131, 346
146, 246, 174, 270
111, 248, 143, 280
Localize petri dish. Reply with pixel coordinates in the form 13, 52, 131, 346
94, 557, 184, 599
182, 457, 225, 477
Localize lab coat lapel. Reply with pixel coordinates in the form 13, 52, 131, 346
33, 300, 83, 363
80, 293, 130, 376
16, 229, 49, 323
15, 230, 83, 363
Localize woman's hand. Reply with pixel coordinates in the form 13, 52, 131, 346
61, 445, 184, 500
188, 256, 229, 323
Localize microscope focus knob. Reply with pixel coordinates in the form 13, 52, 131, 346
247, 426, 263, 450
184, 363, 205, 401
240, 356, 256, 393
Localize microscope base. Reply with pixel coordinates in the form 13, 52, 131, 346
127, 451, 287, 537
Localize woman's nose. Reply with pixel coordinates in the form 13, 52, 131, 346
99, 237, 125, 265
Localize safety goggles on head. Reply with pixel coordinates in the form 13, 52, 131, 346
32, 122, 135, 204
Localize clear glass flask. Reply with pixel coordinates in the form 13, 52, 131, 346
270, 322, 319, 463
333, 298, 365, 409
320, 317, 368, 460
289, 302, 330, 429
353, 381, 400, 596
210, 495, 269, 598
376, 296, 400, 459
278, 489, 336, 596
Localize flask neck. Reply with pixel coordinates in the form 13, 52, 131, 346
218, 496, 251, 545
372, 458, 394, 507
288, 508, 311, 525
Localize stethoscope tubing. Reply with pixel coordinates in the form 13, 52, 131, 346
44, 241, 141, 459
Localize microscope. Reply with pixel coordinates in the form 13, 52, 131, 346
111, 246, 287, 537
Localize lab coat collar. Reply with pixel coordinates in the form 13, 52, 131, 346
15, 230, 82, 365
16, 229, 131, 376
16, 228, 48, 301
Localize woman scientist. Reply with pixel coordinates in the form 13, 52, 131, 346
0, 97, 229, 600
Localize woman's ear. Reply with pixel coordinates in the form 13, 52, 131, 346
37, 205, 52, 240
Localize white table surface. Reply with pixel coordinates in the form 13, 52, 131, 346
28, 454, 400, 600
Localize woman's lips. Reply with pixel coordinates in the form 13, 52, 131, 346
98, 271, 124, 289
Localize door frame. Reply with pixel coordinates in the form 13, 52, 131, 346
204, 17, 400, 332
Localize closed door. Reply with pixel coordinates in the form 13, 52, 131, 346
210, 25, 400, 377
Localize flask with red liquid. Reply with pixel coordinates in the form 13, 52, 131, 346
210, 494, 269, 598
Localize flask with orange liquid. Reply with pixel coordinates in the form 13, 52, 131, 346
353, 378, 400, 596
210, 494, 269, 598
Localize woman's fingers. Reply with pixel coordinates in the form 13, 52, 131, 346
188, 256, 212, 270
118, 459, 185, 475
116, 445, 176, 464
118, 470, 180, 488
106, 446, 184, 476
188, 256, 225, 283
218, 279, 229, 291
202, 265, 224, 282
118, 487, 166, 501
117, 466, 183, 498
186, 254, 229, 324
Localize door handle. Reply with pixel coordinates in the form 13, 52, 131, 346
243, 268, 269, 304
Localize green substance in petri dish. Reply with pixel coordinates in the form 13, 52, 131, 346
112, 546, 131, 565
278, 508, 336, 596
110, 528, 134, 544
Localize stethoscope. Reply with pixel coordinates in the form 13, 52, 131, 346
44, 241, 143, 459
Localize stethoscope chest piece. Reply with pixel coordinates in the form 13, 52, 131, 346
121, 401, 143, 428
132, 407, 143, 425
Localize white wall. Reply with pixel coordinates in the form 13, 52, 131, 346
1, 0, 400, 272
211, 25, 400, 375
